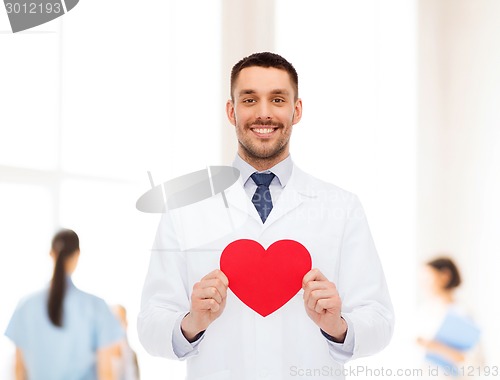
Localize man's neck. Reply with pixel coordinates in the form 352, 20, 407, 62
238, 151, 289, 172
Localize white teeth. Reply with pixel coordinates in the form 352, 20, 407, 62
254, 128, 274, 134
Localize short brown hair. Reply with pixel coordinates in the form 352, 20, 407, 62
427, 257, 462, 290
230, 52, 299, 100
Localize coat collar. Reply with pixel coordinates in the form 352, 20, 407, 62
224, 163, 318, 228
232, 153, 293, 189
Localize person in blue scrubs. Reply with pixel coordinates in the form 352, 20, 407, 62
5, 229, 124, 380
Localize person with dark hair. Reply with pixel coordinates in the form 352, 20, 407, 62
427, 257, 462, 291
138, 52, 394, 379
417, 256, 483, 379
5, 229, 124, 380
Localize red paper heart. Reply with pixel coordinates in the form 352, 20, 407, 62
220, 239, 312, 317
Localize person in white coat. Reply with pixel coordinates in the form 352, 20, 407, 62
138, 52, 394, 380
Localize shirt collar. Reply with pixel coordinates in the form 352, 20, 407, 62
66, 276, 75, 289
232, 154, 293, 188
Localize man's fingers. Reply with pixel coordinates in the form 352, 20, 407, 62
302, 268, 328, 286
199, 278, 228, 299
192, 269, 230, 306
202, 269, 229, 287
190, 269, 230, 316
303, 279, 337, 301
194, 298, 222, 312
305, 297, 339, 314
305, 289, 337, 310
305, 288, 337, 302
193, 282, 226, 304
314, 298, 338, 313
302, 268, 341, 315
199, 287, 223, 304
303, 280, 342, 315
303, 279, 336, 293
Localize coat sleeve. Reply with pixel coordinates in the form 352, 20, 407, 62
137, 212, 193, 359
337, 195, 395, 360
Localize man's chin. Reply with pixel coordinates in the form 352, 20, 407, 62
244, 148, 286, 162
239, 139, 288, 160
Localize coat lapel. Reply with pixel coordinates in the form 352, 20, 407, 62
224, 164, 318, 229
262, 166, 318, 230
224, 177, 262, 223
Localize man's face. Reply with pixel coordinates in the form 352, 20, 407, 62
226, 66, 302, 167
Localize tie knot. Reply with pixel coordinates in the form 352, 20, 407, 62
251, 172, 275, 187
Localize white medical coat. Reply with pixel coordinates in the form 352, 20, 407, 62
138, 165, 394, 380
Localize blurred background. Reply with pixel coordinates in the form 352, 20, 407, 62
1, 0, 499, 378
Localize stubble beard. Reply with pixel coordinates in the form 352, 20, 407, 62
237, 120, 291, 166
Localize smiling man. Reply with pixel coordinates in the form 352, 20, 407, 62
227, 63, 301, 171
138, 52, 394, 380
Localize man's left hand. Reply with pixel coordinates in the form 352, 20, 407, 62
302, 268, 347, 343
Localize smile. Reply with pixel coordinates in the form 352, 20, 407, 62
253, 127, 275, 134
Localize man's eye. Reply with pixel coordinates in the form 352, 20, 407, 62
272, 98, 285, 103
243, 99, 256, 103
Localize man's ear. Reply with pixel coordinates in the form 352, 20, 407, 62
226, 99, 237, 126
292, 98, 303, 125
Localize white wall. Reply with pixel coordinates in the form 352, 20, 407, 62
418, 0, 500, 366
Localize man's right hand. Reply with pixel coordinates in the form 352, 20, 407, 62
181, 269, 229, 342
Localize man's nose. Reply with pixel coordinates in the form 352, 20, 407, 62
255, 102, 272, 119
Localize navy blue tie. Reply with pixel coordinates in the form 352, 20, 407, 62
251, 172, 275, 223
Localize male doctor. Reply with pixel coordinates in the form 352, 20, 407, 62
138, 52, 394, 380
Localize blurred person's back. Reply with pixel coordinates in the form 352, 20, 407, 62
4, 229, 124, 380
112, 305, 140, 380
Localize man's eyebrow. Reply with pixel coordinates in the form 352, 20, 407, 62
238, 89, 256, 96
270, 89, 289, 95
237, 89, 290, 96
